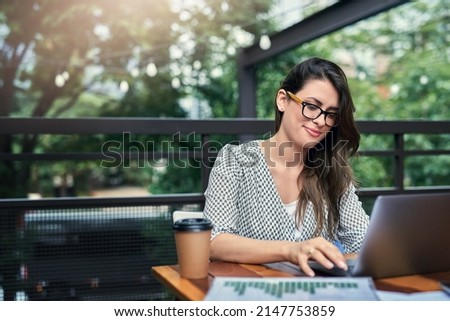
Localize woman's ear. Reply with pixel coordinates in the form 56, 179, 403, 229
276, 89, 288, 112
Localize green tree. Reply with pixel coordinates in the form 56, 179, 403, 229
0, 0, 277, 197
0, 0, 180, 197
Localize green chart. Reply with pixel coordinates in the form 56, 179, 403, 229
205, 277, 379, 301
226, 280, 358, 299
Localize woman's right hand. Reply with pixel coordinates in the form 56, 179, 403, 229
284, 237, 348, 277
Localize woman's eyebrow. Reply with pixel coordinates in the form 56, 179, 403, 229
305, 96, 339, 111
305, 96, 323, 106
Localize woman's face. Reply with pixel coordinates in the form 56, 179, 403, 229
276, 79, 339, 150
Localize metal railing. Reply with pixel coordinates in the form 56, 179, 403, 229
1, 118, 449, 196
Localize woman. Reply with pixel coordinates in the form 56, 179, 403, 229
203, 57, 369, 277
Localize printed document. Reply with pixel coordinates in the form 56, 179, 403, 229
204, 277, 379, 301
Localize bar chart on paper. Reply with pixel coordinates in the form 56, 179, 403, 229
204, 277, 379, 301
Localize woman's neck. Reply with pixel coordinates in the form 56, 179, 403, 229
260, 135, 304, 204
262, 134, 306, 167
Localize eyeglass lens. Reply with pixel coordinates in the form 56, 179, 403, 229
302, 104, 338, 127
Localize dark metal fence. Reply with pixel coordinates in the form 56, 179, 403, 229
0, 118, 449, 300
0, 195, 203, 301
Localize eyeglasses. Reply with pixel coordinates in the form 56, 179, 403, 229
286, 91, 340, 127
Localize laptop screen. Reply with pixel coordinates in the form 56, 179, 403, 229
352, 192, 450, 279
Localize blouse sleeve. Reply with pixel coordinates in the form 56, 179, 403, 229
203, 144, 242, 240
337, 184, 370, 253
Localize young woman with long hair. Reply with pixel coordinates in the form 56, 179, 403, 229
203, 57, 369, 276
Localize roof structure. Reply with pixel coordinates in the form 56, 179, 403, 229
237, 0, 410, 117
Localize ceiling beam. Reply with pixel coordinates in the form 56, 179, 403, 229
238, 0, 410, 67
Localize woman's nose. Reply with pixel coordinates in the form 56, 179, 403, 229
312, 113, 327, 126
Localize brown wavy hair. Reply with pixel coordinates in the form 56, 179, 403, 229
274, 57, 360, 237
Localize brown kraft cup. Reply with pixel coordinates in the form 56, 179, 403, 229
173, 218, 213, 279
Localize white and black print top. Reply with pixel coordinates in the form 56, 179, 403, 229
203, 140, 370, 253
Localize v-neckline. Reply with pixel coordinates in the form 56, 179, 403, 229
256, 140, 300, 207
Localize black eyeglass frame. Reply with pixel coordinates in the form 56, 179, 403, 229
286, 91, 340, 127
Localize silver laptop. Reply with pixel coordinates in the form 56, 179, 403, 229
299, 192, 450, 279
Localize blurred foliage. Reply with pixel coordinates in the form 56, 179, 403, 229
351, 156, 394, 188
0, 0, 449, 197
0, 0, 275, 197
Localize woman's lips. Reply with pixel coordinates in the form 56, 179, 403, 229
304, 126, 322, 138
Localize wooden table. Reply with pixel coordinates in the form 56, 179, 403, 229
152, 261, 450, 301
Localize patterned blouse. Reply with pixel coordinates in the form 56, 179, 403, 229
203, 140, 370, 253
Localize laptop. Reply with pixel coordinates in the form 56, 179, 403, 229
286, 192, 450, 279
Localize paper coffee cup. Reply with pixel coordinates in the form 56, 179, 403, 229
173, 218, 213, 279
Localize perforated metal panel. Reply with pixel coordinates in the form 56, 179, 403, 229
0, 203, 201, 301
